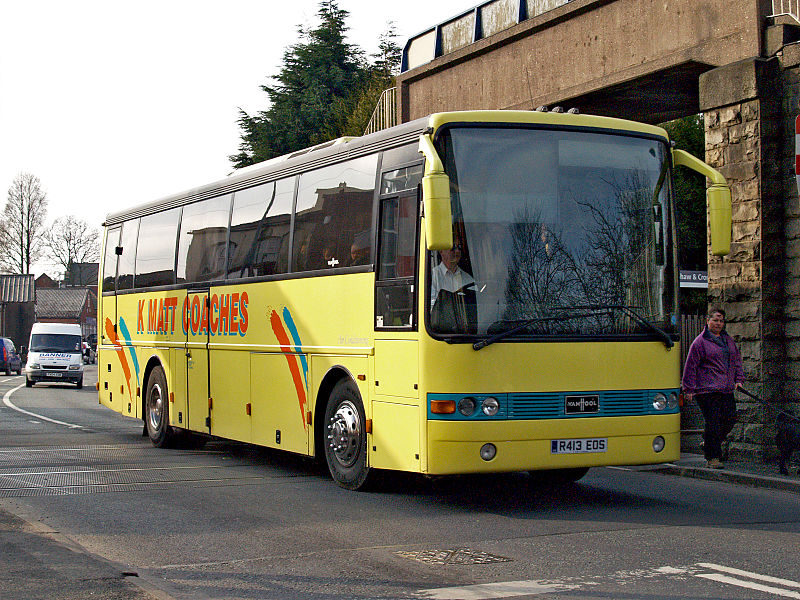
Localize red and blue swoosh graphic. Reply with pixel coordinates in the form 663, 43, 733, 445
104, 317, 141, 398
270, 308, 308, 429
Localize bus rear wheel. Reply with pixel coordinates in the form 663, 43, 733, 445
146, 366, 174, 448
323, 379, 371, 490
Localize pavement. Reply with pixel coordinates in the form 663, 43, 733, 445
644, 450, 800, 494
0, 451, 797, 600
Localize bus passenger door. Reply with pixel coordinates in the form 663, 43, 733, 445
186, 290, 210, 433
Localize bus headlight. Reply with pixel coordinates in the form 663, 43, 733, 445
482, 397, 500, 416
458, 397, 476, 416
667, 392, 679, 409
653, 436, 665, 452
653, 392, 667, 411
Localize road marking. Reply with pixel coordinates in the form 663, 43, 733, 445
697, 563, 800, 588
697, 574, 800, 599
416, 580, 578, 599
413, 563, 800, 600
2, 384, 85, 429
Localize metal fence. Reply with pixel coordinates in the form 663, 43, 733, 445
679, 313, 705, 435
771, 0, 800, 23
680, 313, 704, 367
364, 87, 397, 136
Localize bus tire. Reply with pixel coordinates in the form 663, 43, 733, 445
323, 379, 371, 490
145, 366, 173, 448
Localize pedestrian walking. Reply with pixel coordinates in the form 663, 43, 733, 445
681, 308, 744, 469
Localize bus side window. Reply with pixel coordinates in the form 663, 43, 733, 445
177, 194, 232, 284
228, 179, 294, 279
135, 208, 180, 288
376, 193, 418, 329
117, 219, 139, 291
292, 155, 378, 273
102, 226, 121, 293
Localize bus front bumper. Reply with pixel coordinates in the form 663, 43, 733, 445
424, 414, 680, 475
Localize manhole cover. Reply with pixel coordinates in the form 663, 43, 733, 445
396, 548, 512, 565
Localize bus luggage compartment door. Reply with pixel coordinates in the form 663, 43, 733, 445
185, 291, 210, 432
250, 352, 309, 454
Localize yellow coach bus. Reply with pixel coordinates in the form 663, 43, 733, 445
98, 110, 731, 490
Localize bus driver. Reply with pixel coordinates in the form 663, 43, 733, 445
430, 242, 474, 305
430, 241, 477, 333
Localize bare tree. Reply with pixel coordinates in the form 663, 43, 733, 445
42, 215, 101, 281
1, 173, 48, 274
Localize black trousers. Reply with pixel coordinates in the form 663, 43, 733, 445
696, 392, 736, 460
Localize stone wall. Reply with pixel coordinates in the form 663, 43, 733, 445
778, 43, 800, 440
700, 58, 786, 459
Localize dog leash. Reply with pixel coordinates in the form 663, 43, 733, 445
738, 387, 800, 423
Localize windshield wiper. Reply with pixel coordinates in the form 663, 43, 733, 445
473, 310, 612, 351
615, 305, 674, 349
566, 304, 674, 349
472, 305, 674, 351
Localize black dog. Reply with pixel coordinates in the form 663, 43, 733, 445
776, 412, 800, 475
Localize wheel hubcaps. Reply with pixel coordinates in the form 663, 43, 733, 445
148, 382, 164, 432
327, 400, 361, 467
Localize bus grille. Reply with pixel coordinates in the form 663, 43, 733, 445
508, 390, 649, 419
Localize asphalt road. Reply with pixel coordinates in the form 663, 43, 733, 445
1, 367, 799, 600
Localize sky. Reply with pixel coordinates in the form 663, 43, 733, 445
0, 0, 471, 276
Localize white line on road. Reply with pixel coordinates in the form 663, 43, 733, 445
697, 573, 800, 599
415, 580, 579, 599
2, 384, 85, 429
697, 563, 800, 588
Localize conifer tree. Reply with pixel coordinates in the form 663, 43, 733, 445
231, 0, 366, 167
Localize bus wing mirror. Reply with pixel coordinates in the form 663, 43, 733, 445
418, 133, 453, 250
707, 185, 732, 257
672, 149, 731, 256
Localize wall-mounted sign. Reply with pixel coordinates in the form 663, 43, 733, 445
796, 115, 800, 200
680, 270, 707, 288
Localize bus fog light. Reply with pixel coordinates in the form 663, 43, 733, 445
458, 397, 476, 416
653, 392, 667, 411
667, 392, 679, 409
480, 443, 497, 461
481, 397, 499, 416
653, 436, 665, 453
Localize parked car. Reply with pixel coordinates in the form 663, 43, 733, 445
0, 337, 22, 376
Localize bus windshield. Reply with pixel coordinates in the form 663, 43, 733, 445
430, 126, 676, 340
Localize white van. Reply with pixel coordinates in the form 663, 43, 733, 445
25, 323, 84, 389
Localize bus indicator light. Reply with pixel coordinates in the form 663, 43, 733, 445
431, 400, 456, 414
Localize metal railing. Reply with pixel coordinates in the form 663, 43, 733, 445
364, 87, 397, 135
771, 0, 800, 24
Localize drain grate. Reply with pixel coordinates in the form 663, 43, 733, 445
396, 548, 512, 565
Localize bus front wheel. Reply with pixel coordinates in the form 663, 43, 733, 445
146, 366, 174, 448
323, 379, 371, 490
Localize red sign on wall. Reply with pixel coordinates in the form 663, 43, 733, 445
796, 116, 800, 198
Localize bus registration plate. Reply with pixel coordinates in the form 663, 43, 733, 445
551, 438, 607, 454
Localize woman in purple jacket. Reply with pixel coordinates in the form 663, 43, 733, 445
682, 308, 744, 469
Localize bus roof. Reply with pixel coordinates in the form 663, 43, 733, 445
104, 110, 669, 226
